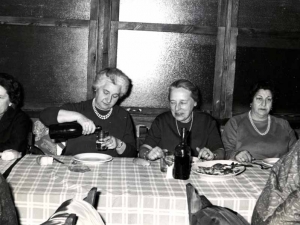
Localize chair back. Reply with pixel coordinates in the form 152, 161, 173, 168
40, 187, 102, 225
136, 124, 149, 151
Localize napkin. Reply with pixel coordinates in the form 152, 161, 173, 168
36, 156, 53, 165
1, 149, 21, 161
166, 164, 174, 179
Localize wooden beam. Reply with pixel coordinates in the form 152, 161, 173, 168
97, 0, 110, 71
223, 28, 238, 117
213, 0, 239, 119
108, 0, 120, 67
213, 27, 225, 118
116, 21, 218, 35
86, 0, 100, 99
0, 16, 89, 28
220, 0, 239, 119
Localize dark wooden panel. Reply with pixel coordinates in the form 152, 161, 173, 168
0, 25, 89, 110
0, 0, 91, 20
233, 47, 300, 115
238, 0, 300, 30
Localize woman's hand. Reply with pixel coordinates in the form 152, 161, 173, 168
1, 149, 21, 161
235, 150, 253, 163
147, 147, 164, 161
197, 147, 215, 160
103, 136, 118, 149
77, 115, 96, 135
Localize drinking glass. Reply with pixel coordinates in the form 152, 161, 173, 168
160, 149, 173, 172
96, 130, 109, 151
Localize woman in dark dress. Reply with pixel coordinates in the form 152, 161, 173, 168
40, 68, 136, 157
0, 73, 31, 159
139, 79, 224, 161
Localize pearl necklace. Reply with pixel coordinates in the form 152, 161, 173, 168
175, 112, 193, 136
92, 99, 113, 120
248, 111, 270, 136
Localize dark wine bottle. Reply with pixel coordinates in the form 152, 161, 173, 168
49, 122, 101, 140
173, 127, 192, 180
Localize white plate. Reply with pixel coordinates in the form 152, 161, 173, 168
73, 153, 113, 164
191, 160, 245, 181
262, 158, 279, 166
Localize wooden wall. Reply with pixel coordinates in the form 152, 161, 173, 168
0, 0, 299, 127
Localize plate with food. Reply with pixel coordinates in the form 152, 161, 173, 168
73, 153, 113, 164
262, 158, 279, 166
191, 160, 246, 181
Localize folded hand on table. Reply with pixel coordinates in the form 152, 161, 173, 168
0, 149, 21, 161
197, 147, 215, 160
147, 146, 164, 161
235, 150, 253, 163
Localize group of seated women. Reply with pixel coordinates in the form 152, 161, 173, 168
1, 68, 298, 163
1, 68, 299, 225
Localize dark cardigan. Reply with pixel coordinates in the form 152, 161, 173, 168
0, 106, 31, 154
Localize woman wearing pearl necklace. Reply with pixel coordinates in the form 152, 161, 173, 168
40, 68, 136, 157
222, 81, 297, 163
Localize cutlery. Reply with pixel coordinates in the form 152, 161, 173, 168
52, 157, 65, 164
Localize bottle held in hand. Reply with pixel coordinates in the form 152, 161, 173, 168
49, 122, 101, 140
173, 127, 192, 180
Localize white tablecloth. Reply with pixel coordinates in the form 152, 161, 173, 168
7, 155, 270, 225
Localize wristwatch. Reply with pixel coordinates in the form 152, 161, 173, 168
117, 140, 124, 149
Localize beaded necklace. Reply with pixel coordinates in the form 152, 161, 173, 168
248, 111, 270, 136
92, 98, 113, 120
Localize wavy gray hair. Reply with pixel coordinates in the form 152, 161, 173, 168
92, 68, 130, 97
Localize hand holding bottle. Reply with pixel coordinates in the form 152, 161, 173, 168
76, 115, 96, 135
57, 110, 96, 135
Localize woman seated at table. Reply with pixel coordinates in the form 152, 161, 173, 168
0, 73, 31, 159
139, 79, 224, 161
40, 68, 137, 157
222, 81, 297, 163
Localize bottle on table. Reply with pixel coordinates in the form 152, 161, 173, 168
49, 122, 102, 140
173, 127, 192, 180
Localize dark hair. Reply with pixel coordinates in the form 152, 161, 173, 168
168, 79, 200, 103
0, 73, 22, 107
249, 80, 276, 103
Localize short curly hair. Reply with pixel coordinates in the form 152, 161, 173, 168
92, 68, 131, 98
0, 73, 22, 107
249, 80, 276, 104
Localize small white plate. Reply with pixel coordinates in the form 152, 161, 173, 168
73, 153, 113, 164
262, 158, 279, 166
191, 160, 245, 182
